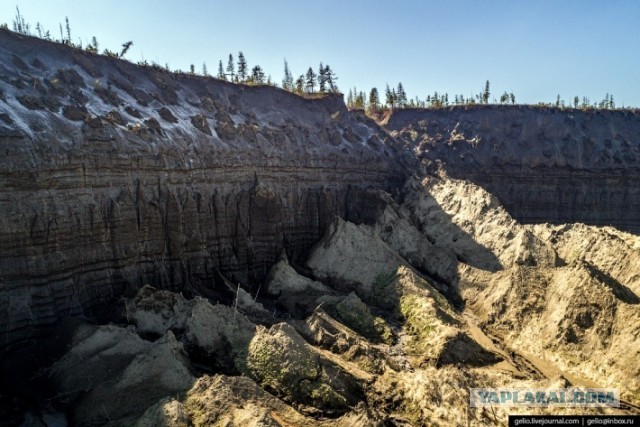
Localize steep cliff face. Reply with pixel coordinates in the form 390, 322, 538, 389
382, 106, 640, 233
0, 29, 409, 351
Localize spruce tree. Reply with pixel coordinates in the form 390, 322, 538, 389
482, 80, 490, 104
251, 65, 265, 84
120, 41, 133, 58
368, 87, 380, 112
355, 91, 366, 109
385, 84, 395, 108
65, 17, 71, 44
295, 75, 305, 93
202, 62, 208, 76
282, 60, 293, 91
305, 67, 317, 93
218, 60, 226, 80
318, 62, 327, 93
324, 65, 337, 92
13, 6, 25, 34
397, 82, 407, 107
226, 54, 235, 81
237, 52, 247, 82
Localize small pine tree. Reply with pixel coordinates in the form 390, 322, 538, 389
385, 84, 395, 108
65, 17, 71, 44
368, 87, 380, 112
324, 65, 337, 92
13, 6, 22, 34
120, 41, 133, 58
226, 54, 235, 81
305, 67, 317, 93
251, 65, 265, 84
318, 62, 327, 93
237, 52, 247, 82
189, 64, 195, 74
202, 62, 208, 76
355, 91, 366, 109
482, 80, 490, 104
347, 89, 354, 108
218, 60, 226, 80
295, 75, 305, 93
397, 82, 407, 107
92, 36, 99, 52
282, 60, 293, 91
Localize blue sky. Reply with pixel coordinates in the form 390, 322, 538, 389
2, 0, 640, 106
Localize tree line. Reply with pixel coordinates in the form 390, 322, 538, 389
4, 7, 629, 111
347, 79, 623, 113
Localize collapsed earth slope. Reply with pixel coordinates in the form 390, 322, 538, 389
382, 106, 640, 233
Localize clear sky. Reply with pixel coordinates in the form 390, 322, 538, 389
2, 0, 640, 106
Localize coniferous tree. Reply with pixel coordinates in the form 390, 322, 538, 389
295, 75, 305, 93
397, 82, 407, 107
368, 87, 380, 112
120, 41, 133, 58
13, 6, 27, 35
237, 52, 247, 82
226, 54, 235, 81
510, 93, 516, 104
347, 89, 354, 108
91, 36, 99, 52
574, 96, 579, 109
251, 65, 265, 84
218, 60, 226, 80
385, 84, 395, 108
65, 17, 71, 44
582, 97, 590, 108
324, 65, 337, 92
482, 80, 490, 104
202, 62, 208, 76
318, 62, 327, 93
305, 67, 317, 93
355, 91, 366, 109
282, 60, 294, 91
35, 22, 42, 38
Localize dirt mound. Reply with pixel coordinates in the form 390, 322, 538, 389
48, 325, 194, 426
127, 285, 256, 373
247, 323, 363, 413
